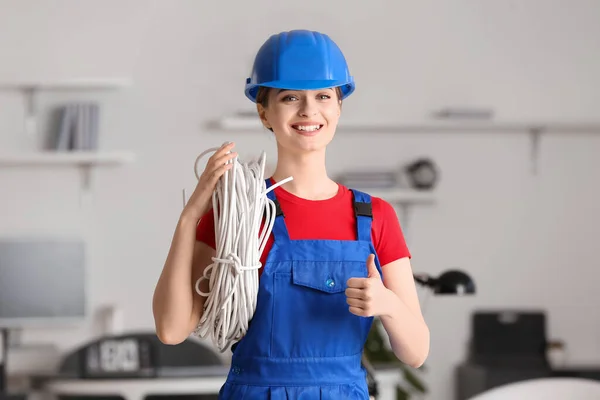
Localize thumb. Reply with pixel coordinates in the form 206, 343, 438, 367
366, 254, 380, 278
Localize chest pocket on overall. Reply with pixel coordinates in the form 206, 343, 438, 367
271, 259, 368, 358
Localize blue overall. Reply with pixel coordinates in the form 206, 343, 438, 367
218, 181, 382, 399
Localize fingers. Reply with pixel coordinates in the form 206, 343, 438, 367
208, 162, 234, 185
345, 287, 366, 300
206, 142, 235, 166
212, 142, 235, 160
346, 296, 364, 308
202, 143, 237, 184
347, 295, 372, 317
346, 285, 368, 317
346, 288, 371, 316
346, 277, 369, 289
185, 143, 238, 218
349, 306, 369, 317
210, 149, 237, 171
346, 280, 375, 317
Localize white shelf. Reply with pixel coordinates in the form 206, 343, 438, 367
0, 78, 132, 91
356, 187, 436, 235
209, 114, 600, 134
360, 188, 436, 205
209, 114, 600, 176
0, 151, 136, 167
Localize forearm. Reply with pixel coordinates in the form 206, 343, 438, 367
380, 290, 430, 368
153, 212, 202, 343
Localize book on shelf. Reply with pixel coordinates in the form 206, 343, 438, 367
54, 103, 100, 151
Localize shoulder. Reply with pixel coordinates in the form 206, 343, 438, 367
347, 188, 411, 263
370, 196, 396, 217
366, 194, 399, 232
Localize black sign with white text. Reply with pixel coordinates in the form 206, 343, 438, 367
82, 335, 155, 378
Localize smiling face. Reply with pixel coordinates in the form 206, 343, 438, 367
256, 87, 342, 154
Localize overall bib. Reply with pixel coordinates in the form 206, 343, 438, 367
218, 182, 383, 399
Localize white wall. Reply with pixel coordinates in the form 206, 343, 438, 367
1, 1, 600, 399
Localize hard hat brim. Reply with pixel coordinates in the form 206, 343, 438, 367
245, 79, 355, 103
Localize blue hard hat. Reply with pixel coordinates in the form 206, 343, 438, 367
245, 30, 355, 103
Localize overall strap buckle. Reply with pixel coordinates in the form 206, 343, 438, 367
264, 178, 290, 241
353, 201, 372, 218
273, 199, 284, 218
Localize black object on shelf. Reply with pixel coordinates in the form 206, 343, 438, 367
29, 332, 226, 400
405, 158, 439, 190
0, 329, 25, 400
52, 332, 225, 380
414, 269, 476, 295
456, 310, 552, 400
0, 328, 8, 395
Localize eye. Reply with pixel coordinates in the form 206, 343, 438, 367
281, 95, 298, 102
318, 94, 332, 100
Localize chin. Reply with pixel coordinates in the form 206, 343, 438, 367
296, 143, 327, 153
274, 125, 335, 154
293, 131, 334, 152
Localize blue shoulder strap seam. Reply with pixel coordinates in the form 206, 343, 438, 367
350, 188, 373, 243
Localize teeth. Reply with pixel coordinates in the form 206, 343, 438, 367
294, 125, 321, 132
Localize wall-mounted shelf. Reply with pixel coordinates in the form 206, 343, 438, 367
0, 75, 133, 208
0, 151, 136, 167
0, 77, 133, 138
0, 78, 132, 91
209, 113, 600, 134
357, 187, 436, 234
0, 151, 136, 192
208, 114, 600, 175
360, 187, 436, 205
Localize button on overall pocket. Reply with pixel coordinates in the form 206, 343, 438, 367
271, 260, 368, 358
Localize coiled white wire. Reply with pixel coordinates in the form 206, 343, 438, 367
183, 143, 292, 352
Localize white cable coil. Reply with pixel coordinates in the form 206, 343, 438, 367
184, 144, 291, 352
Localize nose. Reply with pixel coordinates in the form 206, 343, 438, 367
298, 97, 318, 117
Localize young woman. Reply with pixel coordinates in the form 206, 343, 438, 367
153, 29, 429, 399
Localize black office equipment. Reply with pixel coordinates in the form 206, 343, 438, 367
54, 333, 226, 379
455, 310, 553, 399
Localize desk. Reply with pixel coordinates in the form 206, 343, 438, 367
40, 369, 402, 400
43, 377, 224, 400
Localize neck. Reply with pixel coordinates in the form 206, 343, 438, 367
271, 146, 337, 200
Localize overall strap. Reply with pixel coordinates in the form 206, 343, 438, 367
265, 178, 290, 242
350, 189, 373, 242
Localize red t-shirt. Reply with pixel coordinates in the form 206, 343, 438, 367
196, 180, 411, 273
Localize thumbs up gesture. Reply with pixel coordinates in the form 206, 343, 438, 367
346, 254, 393, 318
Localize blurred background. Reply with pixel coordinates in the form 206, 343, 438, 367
1, 1, 599, 399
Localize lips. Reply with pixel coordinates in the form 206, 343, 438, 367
291, 123, 324, 136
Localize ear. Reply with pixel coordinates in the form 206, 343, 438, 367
257, 103, 271, 130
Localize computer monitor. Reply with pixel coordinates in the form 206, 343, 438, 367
0, 238, 88, 328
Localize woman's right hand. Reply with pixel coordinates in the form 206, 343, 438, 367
182, 142, 237, 221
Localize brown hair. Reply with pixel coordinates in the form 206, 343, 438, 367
256, 87, 343, 132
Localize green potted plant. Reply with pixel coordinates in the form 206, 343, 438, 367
364, 318, 427, 399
